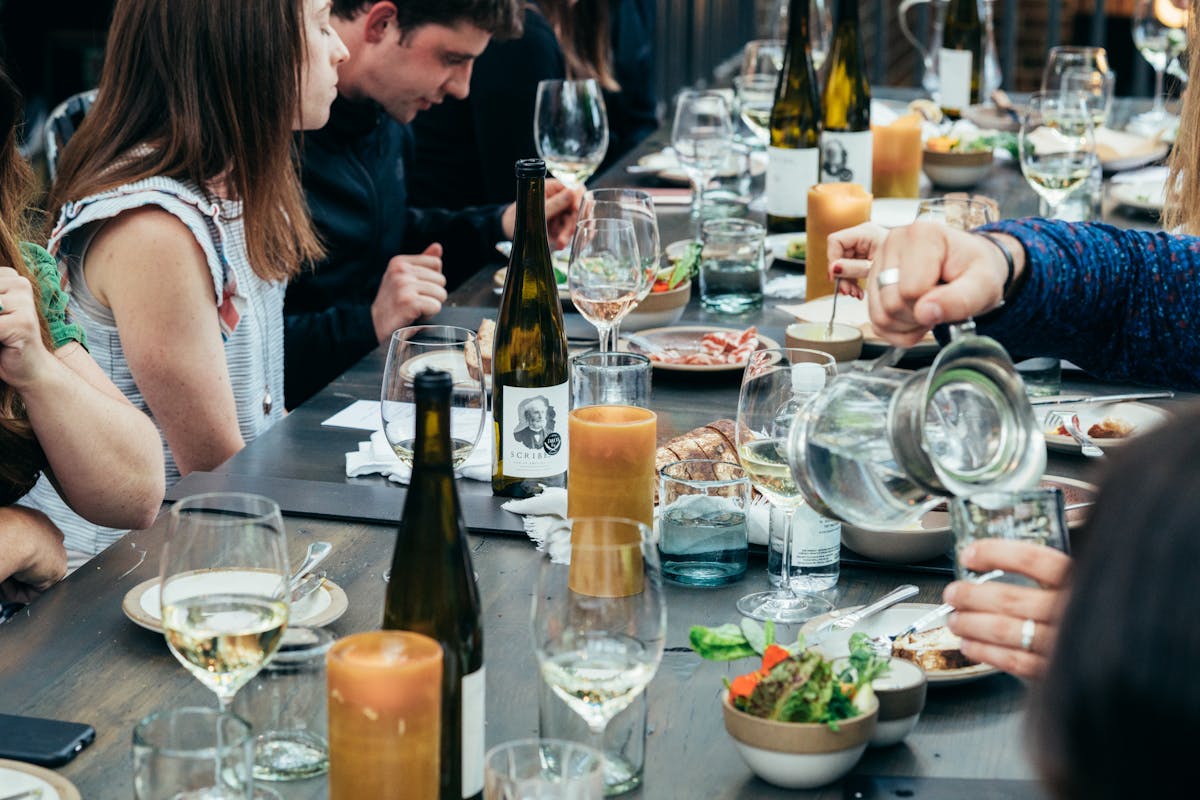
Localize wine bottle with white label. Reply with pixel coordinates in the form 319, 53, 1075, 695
767, 0, 822, 233
821, 0, 872, 190
383, 369, 485, 800
939, 0, 984, 119
492, 158, 570, 498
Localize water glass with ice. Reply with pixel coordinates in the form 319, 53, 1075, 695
658, 460, 751, 587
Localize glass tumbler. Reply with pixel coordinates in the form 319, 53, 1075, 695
132, 707, 253, 800
570, 352, 652, 409
698, 218, 766, 314
232, 626, 335, 781
658, 460, 751, 587
951, 487, 1070, 585
485, 738, 605, 800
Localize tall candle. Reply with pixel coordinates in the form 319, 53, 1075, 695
567, 405, 657, 528
806, 182, 873, 301
327, 631, 442, 800
872, 113, 923, 199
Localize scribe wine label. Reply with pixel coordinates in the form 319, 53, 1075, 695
819, 130, 873, 191
767, 146, 820, 218
500, 382, 570, 477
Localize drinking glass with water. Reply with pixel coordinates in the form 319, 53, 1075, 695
699, 218, 766, 314
659, 460, 751, 587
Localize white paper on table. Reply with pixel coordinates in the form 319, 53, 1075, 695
321, 399, 382, 431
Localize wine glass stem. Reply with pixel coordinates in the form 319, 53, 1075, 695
1153, 66, 1167, 116
690, 175, 706, 237
596, 324, 613, 353
777, 506, 797, 598
610, 319, 623, 351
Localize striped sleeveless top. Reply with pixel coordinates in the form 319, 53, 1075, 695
19, 177, 286, 558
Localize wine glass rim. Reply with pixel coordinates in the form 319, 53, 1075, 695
388, 324, 478, 345
168, 492, 282, 524
574, 216, 636, 232
536, 77, 600, 91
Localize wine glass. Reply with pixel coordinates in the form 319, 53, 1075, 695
735, 348, 838, 622
741, 38, 785, 77
531, 517, 665, 786
1041, 47, 1114, 130
567, 218, 642, 353
671, 90, 734, 224
381, 325, 486, 470
534, 79, 610, 189
733, 74, 777, 150
579, 189, 660, 344
1019, 91, 1096, 218
1131, 0, 1190, 135
160, 493, 290, 798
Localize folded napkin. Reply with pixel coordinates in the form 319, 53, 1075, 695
346, 430, 492, 484
764, 275, 807, 300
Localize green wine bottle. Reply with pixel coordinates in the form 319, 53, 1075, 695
939, 0, 984, 119
821, 0, 872, 190
767, 0, 823, 234
492, 159, 570, 498
383, 368, 484, 800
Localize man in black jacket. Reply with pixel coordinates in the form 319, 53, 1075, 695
286, 0, 579, 407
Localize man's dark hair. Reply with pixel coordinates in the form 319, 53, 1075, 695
332, 0, 522, 39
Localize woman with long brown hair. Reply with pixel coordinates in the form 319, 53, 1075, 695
21, 0, 347, 554
0, 64, 163, 598
408, 0, 620, 207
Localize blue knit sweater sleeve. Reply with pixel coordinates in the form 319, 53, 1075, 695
974, 218, 1200, 390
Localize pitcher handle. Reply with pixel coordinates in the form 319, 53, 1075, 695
898, 0, 932, 61
947, 319, 976, 340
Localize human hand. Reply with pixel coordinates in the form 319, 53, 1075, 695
0, 505, 67, 598
0, 266, 56, 390
863, 222, 1018, 347
943, 539, 1071, 680
827, 222, 888, 300
499, 180, 583, 250
370, 244, 447, 344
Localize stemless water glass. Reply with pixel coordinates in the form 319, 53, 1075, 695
578, 188, 661, 343
535, 79, 610, 189
659, 460, 751, 587
381, 325, 486, 469
1131, 0, 1190, 134
133, 708, 254, 800
915, 196, 999, 229
485, 739, 605, 800
671, 91, 734, 224
1019, 91, 1096, 218
736, 348, 838, 622
567, 218, 642, 353
531, 518, 665, 791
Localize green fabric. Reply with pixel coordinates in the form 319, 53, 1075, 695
20, 242, 86, 349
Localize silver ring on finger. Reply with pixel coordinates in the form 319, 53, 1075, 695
1020, 618, 1036, 651
876, 267, 901, 290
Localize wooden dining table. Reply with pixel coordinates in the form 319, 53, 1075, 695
0, 95, 1184, 799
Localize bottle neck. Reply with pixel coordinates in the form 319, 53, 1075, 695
834, 0, 858, 28
785, 0, 811, 50
513, 174, 550, 258
413, 389, 453, 473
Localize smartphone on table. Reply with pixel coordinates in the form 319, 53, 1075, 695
0, 713, 95, 767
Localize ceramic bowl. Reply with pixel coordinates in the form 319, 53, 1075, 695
868, 659, 928, 747
625, 280, 690, 332
785, 321, 864, 362
722, 695, 877, 789
921, 149, 995, 189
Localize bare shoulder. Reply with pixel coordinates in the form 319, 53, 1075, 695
84, 206, 211, 305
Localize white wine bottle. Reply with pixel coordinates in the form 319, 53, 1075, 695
766, 0, 822, 234
821, 0, 872, 190
939, 0, 985, 119
383, 369, 484, 800
492, 159, 570, 498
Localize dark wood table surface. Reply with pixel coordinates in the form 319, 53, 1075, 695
0, 96, 1184, 799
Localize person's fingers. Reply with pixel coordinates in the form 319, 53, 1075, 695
948, 610, 1054, 653
943, 581, 1063, 624
957, 540, 1072, 589
912, 277, 1001, 329
827, 222, 888, 262
830, 257, 872, 280
956, 636, 1048, 680
422, 242, 444, 257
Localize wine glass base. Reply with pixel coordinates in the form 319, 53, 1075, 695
737, 590, 833, 624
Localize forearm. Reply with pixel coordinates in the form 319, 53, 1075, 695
977, 219, 1200, 389
20, 347, 163, 530
0, 505, 67, 589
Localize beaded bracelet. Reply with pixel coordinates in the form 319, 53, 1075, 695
975, 231, 1016, 301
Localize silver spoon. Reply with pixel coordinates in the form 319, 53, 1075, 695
826, 279, 840, 340
289, 541, 332, 592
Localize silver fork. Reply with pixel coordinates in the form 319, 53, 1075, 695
1045, 411, 1104, 458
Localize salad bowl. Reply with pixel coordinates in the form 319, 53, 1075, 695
625, 279, 690, 331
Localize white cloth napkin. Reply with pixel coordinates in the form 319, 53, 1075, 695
345, 430, 492, 484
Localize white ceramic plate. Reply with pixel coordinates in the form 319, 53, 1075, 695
764, 232, 806, 267
1099, 141, 1171, 173
801, 604, 1000, 686
121, 570, 349, 632
1110, 179, 1166, 213
621, 325, 780, 373
841, 475, 1096, 563
1042, 400, 1170, 454
0, 758, 81, 799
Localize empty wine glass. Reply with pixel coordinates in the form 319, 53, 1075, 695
671, 90, 733, 225
736, 349, 838, 622
534, 79, 610, 189
742, 38, 785, 77
1019, 91, 1096, 218
381, 325, 486, 470
1041, 47, 1114, 130
531, 518, 665, 785
161, 493, 290, 799
568, 218, 642, 353
1131, 0, 1190, 135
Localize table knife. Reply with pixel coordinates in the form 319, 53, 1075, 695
290, 570, 326, 604
806, 583, 919, 647
1030, 391, 1174, 406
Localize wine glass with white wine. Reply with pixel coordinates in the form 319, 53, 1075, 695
534, 79, 610, 189
1019, 91, 1096, 219
1130, 0, 1190, 135
160, 492, 291, 798
381, 325, 486, 470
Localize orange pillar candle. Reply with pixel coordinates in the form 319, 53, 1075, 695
567, 405, 656, 528
872, 113, 923, 199
806, 182, 873, 301
327, 631, 443, 800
